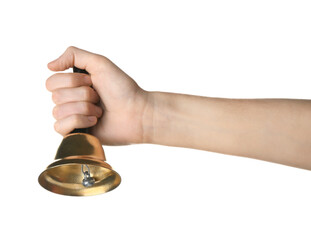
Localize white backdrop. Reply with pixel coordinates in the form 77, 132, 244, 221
1, 0, 311, 239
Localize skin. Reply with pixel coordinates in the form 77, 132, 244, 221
47, 46, 311, 170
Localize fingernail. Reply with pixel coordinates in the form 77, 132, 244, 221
88, 116, 96, 122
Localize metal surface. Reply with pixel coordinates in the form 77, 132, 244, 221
82, 164, 96, 187
38, 133, 121, 196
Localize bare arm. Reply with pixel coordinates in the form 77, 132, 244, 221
143, 93, 311, 169
47, 47, 311, 170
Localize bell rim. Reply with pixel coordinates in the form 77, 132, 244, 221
47, 157, 113, 170
38, 158, 121, 196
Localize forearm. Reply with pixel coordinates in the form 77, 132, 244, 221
143, 92, 311, 170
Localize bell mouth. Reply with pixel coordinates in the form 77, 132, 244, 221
38, 158, 121, 196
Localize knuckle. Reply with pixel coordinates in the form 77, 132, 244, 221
51, 91, 59, 104
54, 122, 60, 133
95, 56, 109, 70
93, 54, 105, 63
66, 46, 76, 52
45, 78, 51, 91
52, 106, 59, 119
68, 75, 76, 87
72, 115, 81, 126
82, 86, 92, 100
46, 73, 62, 91
81, 102, 92, 114
97, 107, 103, 117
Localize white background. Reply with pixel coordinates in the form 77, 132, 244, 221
1, 0, 311, 239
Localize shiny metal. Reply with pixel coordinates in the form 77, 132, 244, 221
38, 133, 121, 196
82, 164, 95, 187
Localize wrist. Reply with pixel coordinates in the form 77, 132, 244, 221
141, 91, 157, 144
141, 91, 176, 145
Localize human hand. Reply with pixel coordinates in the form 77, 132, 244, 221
45, 47, 311, 170
46, 46, 151, 145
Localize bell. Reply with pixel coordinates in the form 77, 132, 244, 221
38, 131, 121, 196
38, 67, 121, 196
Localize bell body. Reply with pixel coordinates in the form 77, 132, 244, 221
38, 133, 121, 196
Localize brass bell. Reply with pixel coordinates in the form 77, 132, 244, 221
38, 67, 121, 196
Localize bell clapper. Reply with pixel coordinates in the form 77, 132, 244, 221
81, 164, 95, 187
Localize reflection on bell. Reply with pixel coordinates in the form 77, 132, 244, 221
38, 132, 121, 196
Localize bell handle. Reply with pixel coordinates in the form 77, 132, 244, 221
71, 66, 90, 134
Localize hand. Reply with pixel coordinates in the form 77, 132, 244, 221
46, 46, 150, 145
46, 47, 311, 170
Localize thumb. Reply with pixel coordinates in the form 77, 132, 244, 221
47, 46, 99, 72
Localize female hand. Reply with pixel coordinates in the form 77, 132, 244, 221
46, 46, 151, 145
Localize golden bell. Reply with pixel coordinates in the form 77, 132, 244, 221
39, 66, 120, 196
38, 132, 121, 196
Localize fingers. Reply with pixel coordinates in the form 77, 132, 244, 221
51, 89, 102, 136
47, 46, 103, 73
46, 72, 98, 104
54, 115, 98, 136
46, 73, 92, 91
53, 102, 102, 135
47, 46, 106, 136
52, 86, 100, 104
53, 102, 102, 120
